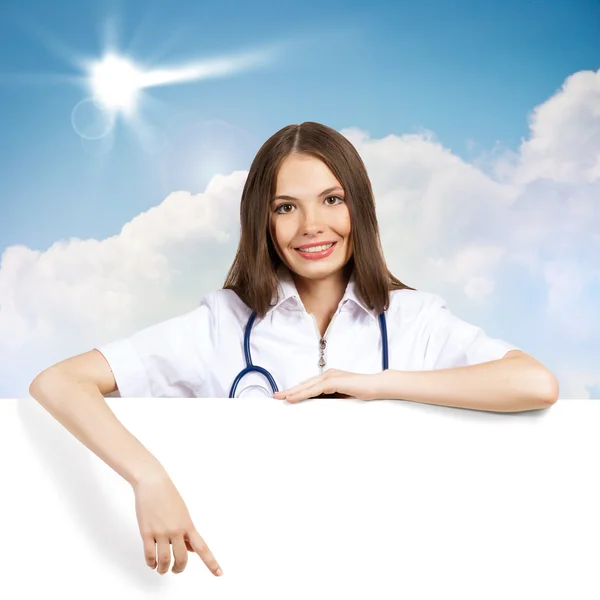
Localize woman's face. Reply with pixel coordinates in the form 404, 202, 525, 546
270, 153, 352, 282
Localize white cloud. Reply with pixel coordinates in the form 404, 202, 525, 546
0, 172, 246, 395
1, 70, 599, 399
427, 244, 507, 300
512, 69, 600, 185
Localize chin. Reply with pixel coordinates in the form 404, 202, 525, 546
287, 258, 348, 280
297, 268, 339, 280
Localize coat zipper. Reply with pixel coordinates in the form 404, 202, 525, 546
309, 311, 340, 374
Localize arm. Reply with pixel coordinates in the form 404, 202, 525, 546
275, 296, 559, 411
30, 295, 217, 478
30, 349, 224, 577
29, 350, 167, 486
373, 350, 559, 412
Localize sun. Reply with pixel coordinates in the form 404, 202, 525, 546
88, 53, 143, 115
69, 40, 282, 146
83, 46, 275, 119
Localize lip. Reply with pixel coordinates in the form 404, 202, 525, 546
295, 240, 337, 249
294, 241, 337, 261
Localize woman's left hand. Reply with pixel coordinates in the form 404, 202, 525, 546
273, 369, 381, 403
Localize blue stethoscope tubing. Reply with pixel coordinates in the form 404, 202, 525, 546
228, 310, 389, 398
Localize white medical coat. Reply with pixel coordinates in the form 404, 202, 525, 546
96, 266, 520, 398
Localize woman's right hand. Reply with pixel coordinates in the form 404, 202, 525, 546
132, 472, 223, 577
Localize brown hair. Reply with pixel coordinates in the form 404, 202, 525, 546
223, 121, 416, 318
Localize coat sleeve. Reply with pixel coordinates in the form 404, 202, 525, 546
420, 294, 521, 370
94, 293, 219, 397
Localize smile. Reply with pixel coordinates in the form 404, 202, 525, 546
294, 242, 337, 260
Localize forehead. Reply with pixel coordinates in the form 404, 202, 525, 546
275, 154, 342, 193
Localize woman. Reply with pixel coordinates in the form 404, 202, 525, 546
29, 122, 559, 578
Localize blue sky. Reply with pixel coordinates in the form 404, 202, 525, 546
0, 0, 599, 398
1, 0, 597, 252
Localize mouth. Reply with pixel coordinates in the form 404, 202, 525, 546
293, 241, 337, 260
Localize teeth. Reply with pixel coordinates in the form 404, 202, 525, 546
298, 243, 334, 253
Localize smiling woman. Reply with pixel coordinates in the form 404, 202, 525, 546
34, 120, 559, 409
223, 123, 415, 322
29, 120, 559, 579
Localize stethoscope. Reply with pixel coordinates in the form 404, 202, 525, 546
228, 310, 389, 397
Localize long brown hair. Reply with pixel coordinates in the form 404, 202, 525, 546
223, 121, 416, 318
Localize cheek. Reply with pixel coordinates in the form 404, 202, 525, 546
271, 217, 292, 249
338, 207, 352, 237
268, 219, 279, 249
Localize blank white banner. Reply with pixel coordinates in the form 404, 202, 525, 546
2, 397, 598, 600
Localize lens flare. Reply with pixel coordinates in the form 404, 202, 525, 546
71, 97, 116, 139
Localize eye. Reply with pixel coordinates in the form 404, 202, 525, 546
274, 203, 294, 214
324, 195, 344, 205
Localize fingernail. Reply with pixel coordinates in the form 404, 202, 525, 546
216, 568, 223, 576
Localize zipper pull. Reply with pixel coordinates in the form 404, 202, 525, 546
319, 338, 327, 368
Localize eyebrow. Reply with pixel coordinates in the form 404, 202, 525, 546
271, 186, 344, 203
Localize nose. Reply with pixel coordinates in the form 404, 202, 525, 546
300, 205, 325, 236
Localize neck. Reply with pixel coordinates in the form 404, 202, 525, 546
292, 267, 351, 323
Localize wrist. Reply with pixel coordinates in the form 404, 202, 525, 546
129, 459, 169, 489
373, 369, 397, 400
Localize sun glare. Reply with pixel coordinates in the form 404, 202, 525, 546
89, 54, 142, 113
70, 41, 279, 147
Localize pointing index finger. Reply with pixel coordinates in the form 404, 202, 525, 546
186, 530, 223, 576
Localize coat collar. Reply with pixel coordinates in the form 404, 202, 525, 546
266, 264, 378, 321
